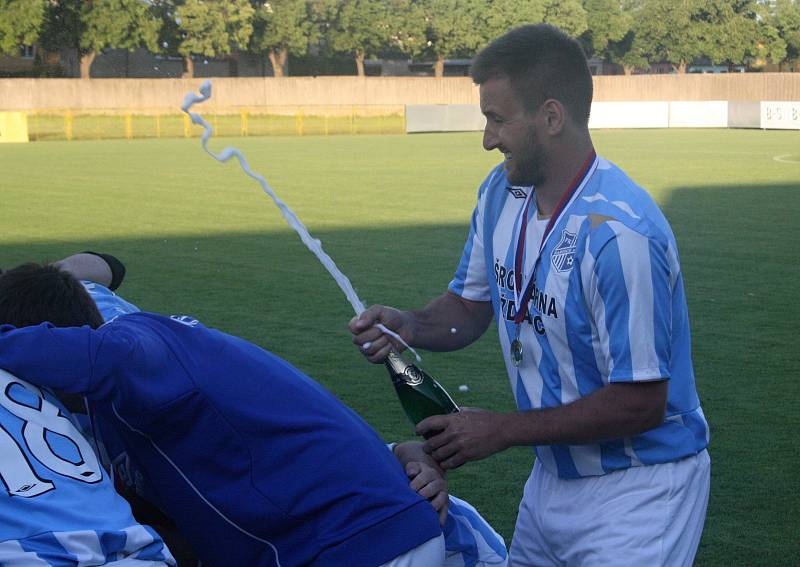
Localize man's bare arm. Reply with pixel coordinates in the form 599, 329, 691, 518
54, 253, 114, 287
350, 292, 493, 363
419, 380, 668, 470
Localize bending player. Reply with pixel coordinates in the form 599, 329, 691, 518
56, 252, 508, 567
0, 255, 507, 567
0, 259, 444, 566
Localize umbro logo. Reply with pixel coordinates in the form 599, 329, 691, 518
506, 186, 528, 199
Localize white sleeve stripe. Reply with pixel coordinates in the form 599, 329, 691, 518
0, 540, 50, 566
583, 240, 612, 382
610, 222, 660, 377
53, 530, 104, 566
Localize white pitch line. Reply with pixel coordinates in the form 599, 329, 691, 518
773, 154, 800, 164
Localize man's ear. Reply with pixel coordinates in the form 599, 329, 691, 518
539, 99, 567, 136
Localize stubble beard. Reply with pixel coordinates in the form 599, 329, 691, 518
505, 125, 547, 187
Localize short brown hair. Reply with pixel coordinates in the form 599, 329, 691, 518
471, 24, 593, 126
0, 263, 104, 329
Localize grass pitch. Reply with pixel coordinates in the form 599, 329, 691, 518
1, 129, 798, 565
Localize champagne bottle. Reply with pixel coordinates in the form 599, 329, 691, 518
384, 351, 459, 426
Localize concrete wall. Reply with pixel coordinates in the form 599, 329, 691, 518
0, 77, 480, 112
592, 73, 800, 102
588, 102, 670, 129
668, 101, 728, 128
1, 74, 799, 112
760, 100, 800, 129
406, 104, 485, 133
728, 101, 763, 128
407, 100, 800, 132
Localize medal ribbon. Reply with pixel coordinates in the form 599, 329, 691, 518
512, 149, 597, 324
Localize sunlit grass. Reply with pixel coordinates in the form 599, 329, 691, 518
1, 129, 798, 565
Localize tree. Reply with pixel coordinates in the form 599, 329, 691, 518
543, 0, 588, 38
0, 0, 47, 56
80, 0, 162, 78
39, 0, 84, 76
385, 0, 428, 62
176, 0, 254, 78
696, 0, 764, 69
484, 0, 546, 41
419, 0, 486, 78
628, 0, 706, 73
770, 0, 800, 69
323, 0, 393, 77
250, 0, 315, 77
580, 0, 632, 60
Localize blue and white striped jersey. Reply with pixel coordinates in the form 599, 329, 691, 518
82, 281, 140, 320
443, 496, 507, 567
449, 155, 709, 479
0, 370, 174, 566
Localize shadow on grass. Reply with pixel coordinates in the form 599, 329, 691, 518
0, 225, 530, 541
1, 181, 797, 562
662, 182, 799, 566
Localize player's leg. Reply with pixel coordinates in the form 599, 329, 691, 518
507, 461, 562, 567
379, 534, 446, 567
539, 451, 711, 566
660, 449, 710, 566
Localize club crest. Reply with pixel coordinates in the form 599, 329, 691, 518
551, 230, 577, 273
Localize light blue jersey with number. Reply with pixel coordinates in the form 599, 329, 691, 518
444, 496, 507, 567
450, 156, 709, 479
0, 370, 174, 566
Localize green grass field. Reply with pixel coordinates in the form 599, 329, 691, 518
1, 128, 798, 565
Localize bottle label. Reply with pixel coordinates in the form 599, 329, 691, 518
401, 366, 424, 386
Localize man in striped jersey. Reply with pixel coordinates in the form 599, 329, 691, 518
351, 24, 710, 566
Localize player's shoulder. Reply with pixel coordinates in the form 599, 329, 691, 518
586, 158, 655, 209
578, 158, 673, 243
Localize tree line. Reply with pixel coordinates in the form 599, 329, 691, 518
1, 0, 799, 78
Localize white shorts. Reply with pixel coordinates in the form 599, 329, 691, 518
509, 450, 710, 567
380, 534, 446, 567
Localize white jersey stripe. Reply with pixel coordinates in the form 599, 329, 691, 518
0, 540, 50, 566
53, 530, 104, 566
610, 221, 662, 380
569, 444, 605, 478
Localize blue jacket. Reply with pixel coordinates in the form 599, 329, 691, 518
0, 314, 441, 566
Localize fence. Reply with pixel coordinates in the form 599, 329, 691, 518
4, 74, 800, 142
23, 106, 405, 141
2, 74, 799, 114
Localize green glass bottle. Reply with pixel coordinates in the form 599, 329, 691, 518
384, 351, 459, 425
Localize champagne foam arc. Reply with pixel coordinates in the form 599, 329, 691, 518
181, 81, 421, 361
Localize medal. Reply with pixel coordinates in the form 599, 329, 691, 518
508, 150, 598, 370
510, 336, 523, 367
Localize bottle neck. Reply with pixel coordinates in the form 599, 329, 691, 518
384, 351, 408, 374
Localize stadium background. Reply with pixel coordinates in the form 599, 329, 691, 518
1, 58, 799, 567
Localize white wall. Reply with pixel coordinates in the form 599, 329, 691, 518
405, 104, 485, 133
728, 101, 761, 128
760, 101, 800, 130
406, 100, 800, 132
588, 101, 669, 129
668, 101, 728, 128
